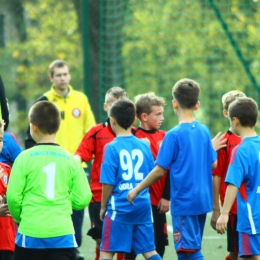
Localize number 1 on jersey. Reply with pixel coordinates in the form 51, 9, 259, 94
43, 162, 56, 199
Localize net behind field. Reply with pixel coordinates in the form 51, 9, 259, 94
99, 0, 260, 133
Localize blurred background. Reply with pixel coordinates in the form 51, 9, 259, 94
0, 0, 260, 146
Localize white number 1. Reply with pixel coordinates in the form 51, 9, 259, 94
42, 162, 56, 199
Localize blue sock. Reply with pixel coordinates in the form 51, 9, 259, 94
147, 254, 162, 260
177, 253, 187, 259
187, 251, 204, 260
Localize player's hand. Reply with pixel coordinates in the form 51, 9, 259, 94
100, 206, 107, 221
216, 213, 229, 234
158, 198, 169, 214
212, 132, 227, 151
0, 204, 10, 217
210, 210, 220, 230
127, 188, 139, 204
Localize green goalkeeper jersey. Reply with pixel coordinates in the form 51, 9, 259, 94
7, 143, 92, 238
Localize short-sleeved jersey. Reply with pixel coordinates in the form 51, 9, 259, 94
132, 127, 168, 206
0, 162, 16, 251
100, 135, 154, 224
225, 136, 260, 235
0, 132, 23, 166
212, 130, 241, 214
7, 143, 92, 238
75, 120, 116, 202
156, 121, 217, 216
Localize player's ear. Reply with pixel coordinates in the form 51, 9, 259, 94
103, 103, 107, 112
194, 101, 200, 111
223, 110, 228, 118
172, 99, 178, 109
110, 116, 116, 125
140, 113, 147, 122
30, 123, 37, 134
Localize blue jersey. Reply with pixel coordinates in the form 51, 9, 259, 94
156, 121, 217, 216
226, 136, 260, 235
0, 132, 22, 166
100, 135, 154, 224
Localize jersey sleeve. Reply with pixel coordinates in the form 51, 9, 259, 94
75, 126, 97, 162
70, 158, 92, 210
225, 146, 245, 188
100, 144, 118, 185
5, 132, 23, 163
156, 132, 177, 170
6, 154, 26, 223
212, 148, 226, 177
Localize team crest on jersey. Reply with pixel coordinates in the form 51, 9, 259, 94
1, 174, 8, 187
72, 108, 81, 118
174, 231, 181, 242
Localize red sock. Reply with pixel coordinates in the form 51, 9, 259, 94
117, 253, 125, 260
225, 256, 232, 260
95, 247, 100, 260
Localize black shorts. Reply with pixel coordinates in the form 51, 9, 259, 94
227, 214, 239, 253
14, 245, 76, 260
0, 250, 14, 260
87, 202, 103, 240
152, 205, 169, 247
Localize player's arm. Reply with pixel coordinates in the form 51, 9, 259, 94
216, 184, 238, 234
74, 154, 82, 163
70, 159, 92, 210
158, 171, 170, 214
0, 75, 9, 130
211, 148, 225, 230
100, 184, 114, 221
211, 175, 221, 230
127, 165, 165, 204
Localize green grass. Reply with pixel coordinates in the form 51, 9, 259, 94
80, 211, 227, 259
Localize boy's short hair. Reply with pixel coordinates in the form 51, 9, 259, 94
110, 99, 135, 130
105, 86, 128, 102
135, 92, 165, 119
172, 78, 200, 109
229, 97, 258, 127
29, 101, 61, 134
222, 90, 246, 110
48, 60, 69, 77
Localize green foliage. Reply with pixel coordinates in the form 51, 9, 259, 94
1, 0, 260, 139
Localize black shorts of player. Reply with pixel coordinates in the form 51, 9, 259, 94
0, 250, 14, 260
152, 205, 169, 248
87, 202, 103, 240
14, 245, 76, 260
227, 214, 239, 253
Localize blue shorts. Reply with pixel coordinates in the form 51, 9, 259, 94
239, 232, 260, 257
172, 214, 206, 253
100, 214, 155, 254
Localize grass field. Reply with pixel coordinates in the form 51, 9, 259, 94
80, 211, 227, 260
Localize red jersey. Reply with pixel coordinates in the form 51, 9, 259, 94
132, 127, 169, 206
75, 121, 116, 202
212, 130, 241, 214
0, 162, 16, 251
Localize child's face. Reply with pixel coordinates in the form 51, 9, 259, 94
145, 105, 164, 130
104, 93, 118, 117
0, 129, 3, 153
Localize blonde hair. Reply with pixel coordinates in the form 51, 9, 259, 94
135, 92, 165, 119
222, 90, 246, 110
